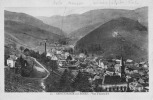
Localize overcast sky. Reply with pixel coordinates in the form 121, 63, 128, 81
5, 6, 144, 17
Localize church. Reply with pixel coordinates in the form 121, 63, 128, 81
100, 57, 128, 92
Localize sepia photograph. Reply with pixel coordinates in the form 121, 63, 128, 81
4, 6, 149, 92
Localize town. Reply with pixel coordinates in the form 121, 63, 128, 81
5, 42, 149, 92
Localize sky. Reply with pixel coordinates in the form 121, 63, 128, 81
5, 6, 144, 17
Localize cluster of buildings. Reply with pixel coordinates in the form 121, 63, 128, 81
45, 46, 149, 92
5, 45, 149, 92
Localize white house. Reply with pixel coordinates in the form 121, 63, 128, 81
51, 55, 58, 60
143, 64, 148, 69
126, 59, 133, 63
46, 52, 52, 57
114, 64, 121, 72
104, 65, 108, 69
7, 58, 15, 68
65, 52, 70, 59
7, 55, 17, 68
79, 53, 86, 58
56, 50, 62, 55
115, 59, 122, 66
98, 59, 105, 69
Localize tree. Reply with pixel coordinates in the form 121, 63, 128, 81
50, 60, 58, 70
72, 71, 92, 92
9, 43, 17, 50
80, 49, 84, 53
69, 48, 73, 54
58, 38, 69, 45
84, 49, 88, 56
98, 44, 101, 51
19, 46, 25, 52
59, 69, 74, 92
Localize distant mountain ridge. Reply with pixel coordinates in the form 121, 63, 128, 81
37, 7, 148, 35
5, 10, 66, 36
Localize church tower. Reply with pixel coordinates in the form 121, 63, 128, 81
121, 57, 126, 82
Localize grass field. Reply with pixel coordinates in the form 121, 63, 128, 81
5, 68, 44, 92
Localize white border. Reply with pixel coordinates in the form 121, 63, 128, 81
0, 0, 153, 100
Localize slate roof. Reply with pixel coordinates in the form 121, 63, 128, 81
103, 75, 126, 84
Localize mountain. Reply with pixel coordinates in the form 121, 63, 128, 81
37, 7, 148, 35
74, 17, 148, 61
4, 10, 68, 52
69, 22, 102, 44
69, 7, 148, 44
5, 20, 62, 52
134, 7, 148, 27
5, 10, 66, 36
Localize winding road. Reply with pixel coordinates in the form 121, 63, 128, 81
30, 57, 50, 91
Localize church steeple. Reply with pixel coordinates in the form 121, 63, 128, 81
121, 57, 126, 82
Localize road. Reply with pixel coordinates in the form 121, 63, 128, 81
30, 57, 50, 91
5, 56, 62, 92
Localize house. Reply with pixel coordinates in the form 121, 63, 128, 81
98, 59, 105, 69
85, 67, 94, 74
58, 60, 67, 67
129, 82, 144, 92
51, 48, 56, 54
134, 63, 139, 67
64, 52, 70, 59
46, 52, 52, 57
139, 62, 146, 67
105, 70, 114, 76
133, 70, 138, 73
7, 55, 17, 68
114, 64, 121, 73
144, 86, 149, 92
138, 69, 145, 76
93, 75, 101, 81
104, 65, 108, 69
66, 65, 78, 70
7, 58, 15, 68
127, 66, 140, 74
51, 55, 58, 60
142, 63, 148, 70
79, 53, 86, 58
126, 59, 133, 63
115, 59, 122, 66
126, 59, 134, 67
56, 50, 62, 55
129, 73, 141, 79
138, 78, 145, 84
